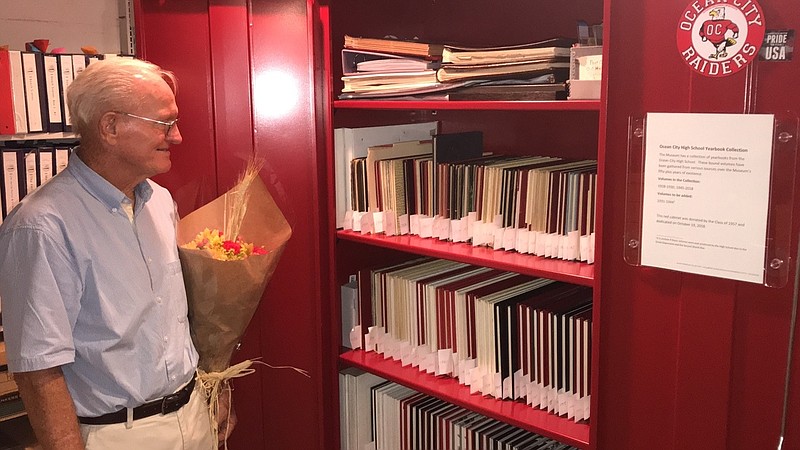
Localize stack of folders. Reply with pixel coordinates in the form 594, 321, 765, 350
436, 37, 574, 100
340, 372, 580, 449
345, 257, 593, 423
0, 145, 74, 222
339, 35, 574, 100
0, 49, 133, 136
340, 35, 448, 98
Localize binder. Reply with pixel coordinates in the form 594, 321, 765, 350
1, 149, 21, 217
71, 54, 88, 77
54, 146, 70, 174
37, 146, 56, 185
0, 51, 17, 135
18, 148, 39, 197
21, 52, 47, 133
57, 55, 75, 131
0, 50, 28, 135
43, 55, 64, 132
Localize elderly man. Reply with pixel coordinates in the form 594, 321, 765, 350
0, 58, 234, 449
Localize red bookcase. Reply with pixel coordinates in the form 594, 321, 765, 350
328, 1, 603, 448
133, 0, 800, 449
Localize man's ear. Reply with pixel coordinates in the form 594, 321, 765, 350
98, 112, 120, 145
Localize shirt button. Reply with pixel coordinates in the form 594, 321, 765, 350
111, 207, 118, 213
171, 375, 176, 381
156, 296, 162, 303
163, 336, 169, 342
148, 257, 153, 263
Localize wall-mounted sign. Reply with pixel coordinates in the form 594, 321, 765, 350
676, 1, 766, 77
641, 113, 774, 284
760, 29, 795, 61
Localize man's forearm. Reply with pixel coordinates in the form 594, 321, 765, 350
14, 367, 83, 450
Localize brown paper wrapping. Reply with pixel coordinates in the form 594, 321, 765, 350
177, 175, 292, 372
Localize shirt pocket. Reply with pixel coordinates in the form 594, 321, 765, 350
167, 260, 183, 276
163, 260, 189, 318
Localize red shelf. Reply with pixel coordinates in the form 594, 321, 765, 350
337, 230, 594, 286
340, 350, 590, 449
334, 99, 601, 111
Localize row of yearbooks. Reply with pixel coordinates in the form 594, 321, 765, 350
340, 36, 574, 99
0, 49, 134, 136
340, 370, 579, 450
0, 145, 74, 220
335, 123, 597, 264
343, 257, 592, 423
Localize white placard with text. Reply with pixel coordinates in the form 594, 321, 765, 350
641, 112, 774, 284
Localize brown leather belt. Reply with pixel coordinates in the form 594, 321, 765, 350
78, 377, 196, 425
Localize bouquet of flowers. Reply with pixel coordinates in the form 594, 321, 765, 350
176, 161, 293, 447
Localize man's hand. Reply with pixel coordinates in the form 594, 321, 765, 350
216, 386, 238, 447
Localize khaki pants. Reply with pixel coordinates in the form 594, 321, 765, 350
80, 386, 213, 450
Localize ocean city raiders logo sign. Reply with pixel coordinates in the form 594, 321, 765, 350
676, 1, 766, 77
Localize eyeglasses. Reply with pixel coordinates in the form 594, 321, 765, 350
116, 111, 179, 135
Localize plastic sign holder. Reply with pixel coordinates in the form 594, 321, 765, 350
623, 112, 798, 288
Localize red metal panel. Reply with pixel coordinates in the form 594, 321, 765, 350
134, 0, 218, 217
672, 279, 735, 449
599, 1, 800, 449
247, 0, 327, 448
136, 1, 328, 448
206, 2, 266, 448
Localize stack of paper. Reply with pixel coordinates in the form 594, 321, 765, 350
341, 36, 449, 97
436, 38, 574, 91
339, 36, 576, 100
344, 35, 444, 59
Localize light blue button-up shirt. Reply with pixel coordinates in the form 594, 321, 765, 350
0, 151, 198, 417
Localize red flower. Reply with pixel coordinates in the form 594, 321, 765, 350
222, 240, 241, 254
252, 246, 268, 255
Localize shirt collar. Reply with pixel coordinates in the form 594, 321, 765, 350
67, 149, 154, 212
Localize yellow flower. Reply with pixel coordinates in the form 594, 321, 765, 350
182, 228, 268, 261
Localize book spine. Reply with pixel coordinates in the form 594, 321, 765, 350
0, 51, 17, 135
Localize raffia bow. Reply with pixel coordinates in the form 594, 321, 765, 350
198, 359, 310, 449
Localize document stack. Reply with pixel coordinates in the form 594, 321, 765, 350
435, 37, 574, 100
339, 36, 575, 100
340, 35, 447, 98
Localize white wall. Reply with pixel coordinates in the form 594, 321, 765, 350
0, 0, 125, 54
